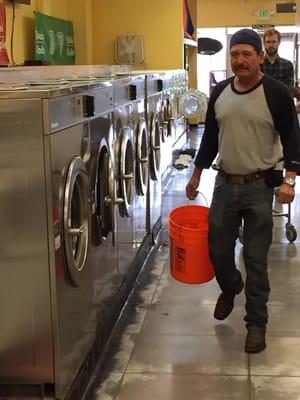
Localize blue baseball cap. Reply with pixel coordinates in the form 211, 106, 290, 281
230, 29, 262, 53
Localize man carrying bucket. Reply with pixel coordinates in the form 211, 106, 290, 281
186, 28, 300, 353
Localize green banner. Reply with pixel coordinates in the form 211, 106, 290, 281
34, 12, 75, 65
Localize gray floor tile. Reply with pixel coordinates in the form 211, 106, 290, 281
126, 334, 248, 375
250, 337, 300, 377
140, 303, 247, 336
251, 376, 300, 400
267, 305, 300, 336
116, 374, 250, 400
152, 268, 246, 307
268, 262, 300, 305
268, 242, 300, 261
152, 273, 221, 305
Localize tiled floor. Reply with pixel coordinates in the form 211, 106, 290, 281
85, 126, 300, 400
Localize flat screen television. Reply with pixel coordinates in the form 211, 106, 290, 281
10, 0, 31, 4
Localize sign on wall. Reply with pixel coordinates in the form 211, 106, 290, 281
0, 4, 9, 65
34, 12, 75, 65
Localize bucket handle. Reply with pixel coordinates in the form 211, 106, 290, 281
186, 191, 208, 207
177, 191, 209, 240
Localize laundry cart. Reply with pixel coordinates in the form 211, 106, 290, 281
273, 202, 297, 242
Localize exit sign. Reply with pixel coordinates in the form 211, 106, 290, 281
254, 9, 272, 20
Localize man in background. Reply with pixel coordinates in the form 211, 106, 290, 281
262, 28, 294, 94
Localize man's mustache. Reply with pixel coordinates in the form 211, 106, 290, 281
233, 64, 249, 70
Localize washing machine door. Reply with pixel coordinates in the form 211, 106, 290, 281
95, 139, 115, 241
116, 126, 134, 217
63, 156, 90, 287
149, 111, 161, 181
136, 118, 148, 196
179, 89, 208, 118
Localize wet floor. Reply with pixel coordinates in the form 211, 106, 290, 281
85, 126, 300, 400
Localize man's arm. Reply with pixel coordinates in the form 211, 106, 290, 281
284, 61, 294, 95
263, 76, 300, 174
186, 166, 202, 200
264, 76, 300, 203
276, 170, 296, 204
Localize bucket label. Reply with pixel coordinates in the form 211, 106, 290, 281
175, 246, 185, 272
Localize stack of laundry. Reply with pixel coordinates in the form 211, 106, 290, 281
173, 148, 197, 170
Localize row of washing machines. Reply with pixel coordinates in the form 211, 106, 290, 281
0, 69, 189, 400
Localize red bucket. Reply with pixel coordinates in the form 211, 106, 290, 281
168, 205, 215, 284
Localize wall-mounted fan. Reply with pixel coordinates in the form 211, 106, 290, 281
115, 34, 144, 65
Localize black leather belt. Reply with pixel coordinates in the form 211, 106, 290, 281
218, 168, 272, 184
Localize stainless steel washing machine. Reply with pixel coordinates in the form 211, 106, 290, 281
171, 69, 188, 152
129, 75, 149, 249
112, 76, 137, 284
144, 73, 162, 240
0, 84, 96, 399
86, 81, 120, 325
156, 70, 176, 186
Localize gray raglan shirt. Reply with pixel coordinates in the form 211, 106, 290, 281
194, 75, 300, 174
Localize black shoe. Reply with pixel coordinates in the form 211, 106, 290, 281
214, 281, 244, 320
245, 326, 266, 353
214, 293, 235, 320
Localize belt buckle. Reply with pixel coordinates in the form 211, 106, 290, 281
243, 175, 251, 183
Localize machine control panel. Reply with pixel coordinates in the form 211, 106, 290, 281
48, 95, 87, 133
91, 86, 114, 116
146, 75, 161, 96
47, 83, 114, 133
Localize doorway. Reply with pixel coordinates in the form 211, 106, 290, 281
197, 26, 297, 96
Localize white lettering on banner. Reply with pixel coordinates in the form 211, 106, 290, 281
66, 48, 75, 56
48, 30, 55, 55
56, 32, 64, 55
36, 44, 45, 55
66, 35, 74, 45
35, 30, 45, 42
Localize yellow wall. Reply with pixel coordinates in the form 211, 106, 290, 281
92, 0, 184, 69
2, 0, 92, 65
197, 0, 295, 27
6, 0, 295, 68
296, 0, 300, 30
65, 0, 93, 64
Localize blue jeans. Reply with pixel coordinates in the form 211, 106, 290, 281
208, 173, 274, 327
